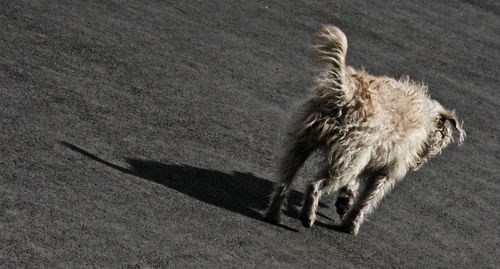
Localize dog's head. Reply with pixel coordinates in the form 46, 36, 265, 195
413, 110, 465, 170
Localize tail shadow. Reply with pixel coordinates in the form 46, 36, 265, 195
59, 141, 314, 232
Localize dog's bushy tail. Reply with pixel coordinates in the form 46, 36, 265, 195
312, 25, 349, 102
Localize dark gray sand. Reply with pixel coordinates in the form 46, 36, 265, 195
1, 0, 499, 267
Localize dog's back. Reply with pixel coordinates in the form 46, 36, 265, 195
312, 26, 456, 170
344, 68, 441, 168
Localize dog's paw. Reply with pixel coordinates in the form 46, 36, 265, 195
299, 210, 316, 228
332, 223, 359, 235
335, 199, 350, 219
335, 188, 354, 218
263, 211, 281, 225
300, 215, 314, 228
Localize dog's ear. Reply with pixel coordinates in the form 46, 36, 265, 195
439, 110, 466, 146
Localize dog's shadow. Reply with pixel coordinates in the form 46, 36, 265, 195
59, 141, 333, 232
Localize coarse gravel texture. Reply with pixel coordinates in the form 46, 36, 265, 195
1, 0, 499, 267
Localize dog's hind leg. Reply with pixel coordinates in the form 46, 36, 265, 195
300, 170, 358, 228
335, 181, 359, 219
300, 166, 329, 227
264, 135, 314, 224
300, 148, 369, 227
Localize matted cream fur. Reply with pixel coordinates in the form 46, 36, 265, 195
264, 25, 465, 235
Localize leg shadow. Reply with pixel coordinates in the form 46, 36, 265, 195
59, 141, 305, 232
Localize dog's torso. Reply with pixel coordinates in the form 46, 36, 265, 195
308, 67, 446, 174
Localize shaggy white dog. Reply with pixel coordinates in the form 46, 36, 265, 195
264, 25, 465, 235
